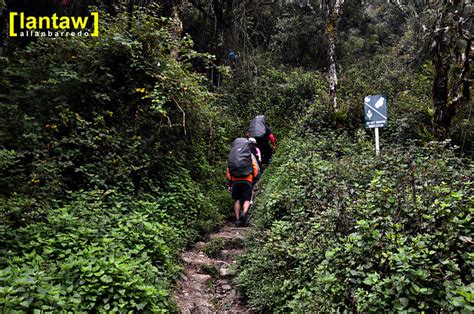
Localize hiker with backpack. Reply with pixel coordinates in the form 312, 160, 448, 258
249, 115, 276, 166
226, 138, 260, 227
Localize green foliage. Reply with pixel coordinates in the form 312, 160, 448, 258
237, 119, 473, 311
0, 7, 223, 199
203, 238, 226, 259
0, 2, 472, 311
201, 264, 219, 277
333, 54, 432, 137
0, 190, 180, 311
0, 7, 229, 311
219, 66, 327, 141
269, 7, 327, 68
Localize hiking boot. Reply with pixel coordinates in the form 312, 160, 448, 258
234, 219, 241, 227
240, 213, 248, 227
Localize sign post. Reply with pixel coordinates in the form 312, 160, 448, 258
364, 95, 387, 157
375, 127, 380, 157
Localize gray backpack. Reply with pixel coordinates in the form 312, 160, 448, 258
249, 115, 267, 138
228, 138, 253, 178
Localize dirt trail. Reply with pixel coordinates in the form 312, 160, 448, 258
174, 223, 252, 313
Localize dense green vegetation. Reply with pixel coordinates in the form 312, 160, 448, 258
233, 55, 473, 311
238, 116, 473, 312
0, 0, 472, 312
0, 10, 232, 311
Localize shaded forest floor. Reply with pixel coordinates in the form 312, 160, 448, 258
174, 222, 252, 313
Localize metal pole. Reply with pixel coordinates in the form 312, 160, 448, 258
375, 127, 380, 157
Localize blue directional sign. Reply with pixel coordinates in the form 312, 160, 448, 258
364, 95, 387, 128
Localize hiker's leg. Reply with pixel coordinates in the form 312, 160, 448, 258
234, 200, 240, 220
261, 144, 271, 165
242, 182, 252, 216
242, 200, 250, 216
231, 183, 241, 220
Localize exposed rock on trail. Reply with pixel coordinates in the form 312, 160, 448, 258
175, 223, 251, 313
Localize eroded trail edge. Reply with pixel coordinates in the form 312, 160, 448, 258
175, 223, 251, 313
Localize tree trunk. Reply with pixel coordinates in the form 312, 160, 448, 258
127, 0, 134, 31
431, 0, 470, 139
326, 0, 343, 113
432, 47, 451, 139
211, 0, 225, 86
170, 4, 183, 59
327, 32, 338, 112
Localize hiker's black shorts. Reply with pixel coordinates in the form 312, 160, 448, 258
231, 181, 252, 202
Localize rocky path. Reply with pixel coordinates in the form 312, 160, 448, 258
174, 223, 251, 313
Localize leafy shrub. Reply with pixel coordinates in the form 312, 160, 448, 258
237, 123, 473, 312
219, 66, 327, 141
203, 238, 226, 258
0, 190, 180, 311
201, 264, 219, 277
0, 7, 229, 311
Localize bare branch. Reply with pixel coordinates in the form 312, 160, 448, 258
166, 114, 172, 128
391, 2, 409, 19
171, 96, 187, 136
